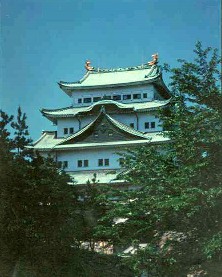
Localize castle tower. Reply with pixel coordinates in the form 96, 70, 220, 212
31, 58, 170, 185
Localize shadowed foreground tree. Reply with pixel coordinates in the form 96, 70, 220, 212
95, 42, 222, 277
0, 108, 132, 277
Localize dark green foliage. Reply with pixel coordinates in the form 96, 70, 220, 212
95, 43, 222, 276
11, 106, 33, 156
0, 108, 131, 277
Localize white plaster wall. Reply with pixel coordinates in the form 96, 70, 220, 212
71, 84, 155, 107
112, 114, 137, 128
57, 118, 80, 138
138, 113, 162, 132
80, 115, 97, 128
57, 116, 98, 138
56, 147, 122, 171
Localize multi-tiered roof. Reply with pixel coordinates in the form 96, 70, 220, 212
42, 63, 170, 123
31, 60, 171, 184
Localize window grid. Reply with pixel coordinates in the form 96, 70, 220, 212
78, 160, 83, 167
144, 122, 156, 129
98, 159, 110, 167
113, 95, 121, 101
123, 94, 131, 100
98, 159, 103, 167
133, 94, 141, 99
83, 98, 91, 103
78, 160, 89, 168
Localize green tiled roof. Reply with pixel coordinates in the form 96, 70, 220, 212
30, 133, 168, 151
58, 64, 161, 90
41, 99, 170, 121
30, 110, 169, 151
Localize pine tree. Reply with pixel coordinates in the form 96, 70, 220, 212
11, 106, 32, 156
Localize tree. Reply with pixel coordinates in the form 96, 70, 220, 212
0, 108, 132, 277
0, 108, 79, 276
95, 42, 222, 276
11, 106, 32, 156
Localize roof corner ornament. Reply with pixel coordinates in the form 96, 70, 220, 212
85, 60, 94, 71
148, 53, 158, 66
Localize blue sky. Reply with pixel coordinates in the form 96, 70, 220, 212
1, 0, 220, 140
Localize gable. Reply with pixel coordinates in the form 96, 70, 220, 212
60, 112, 146, 145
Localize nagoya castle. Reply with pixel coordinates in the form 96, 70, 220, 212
32, 54, 171, 185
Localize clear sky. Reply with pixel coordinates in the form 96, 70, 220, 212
1, 0, 221, 140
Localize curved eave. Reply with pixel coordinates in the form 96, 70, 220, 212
54, 140, 155, 151
58, 76, 160, 92
29, 138, 169, 152
40, 99, 171, 121
154, 76, 171, 99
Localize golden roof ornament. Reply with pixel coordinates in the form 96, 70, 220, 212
85, 60, 94, 71
148, 53, 158, 66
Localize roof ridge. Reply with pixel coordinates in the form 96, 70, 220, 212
88, 63, 154, 73
58, 64, 161, 87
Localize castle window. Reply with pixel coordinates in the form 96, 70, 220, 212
144, 122, 149, 129
69, 127, 74, 134
78, 98, 82, 103
98, 159, 103, 166
133, 93, 141, 99
93, 97, 101, 102
123, 94, 131, 100
129, 123, 134, 128
83, 97, 91, 103
98, 159, 109, 166
103, 95, 112, 100
113, 95, 121, 101
143, 93, 147, 98
151, 122, 156, 129
78, 160, 83, 167
78, 160, 89, 168
64, 128, 68, 135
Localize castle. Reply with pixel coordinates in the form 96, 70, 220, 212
31, 56, 170, 185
